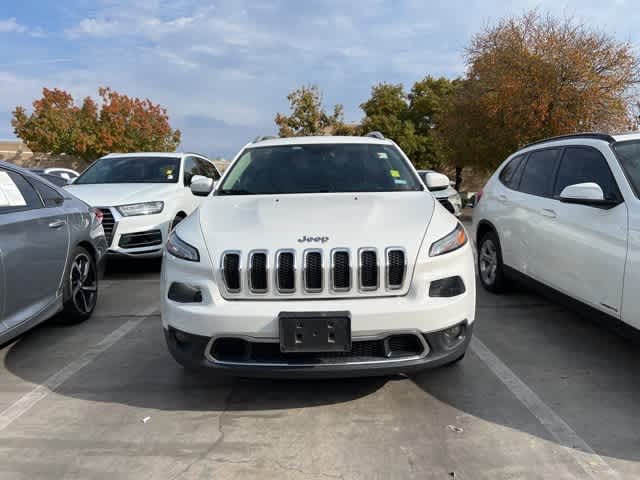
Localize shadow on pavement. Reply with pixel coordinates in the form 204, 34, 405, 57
412, 287, 640, 463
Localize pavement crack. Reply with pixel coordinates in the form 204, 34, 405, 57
168, 380, 237, 479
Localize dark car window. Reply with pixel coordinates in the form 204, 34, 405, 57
74, 156, 180, 184
0, 168, 44, 213
183, 156, 206, 186
554, 147, 619, 200
218, 143, 423, 195
201, 159, 221, 180
38, 173, 69, 187
612, 140, 640, 198
33, 180, 65, 207
519, 148, 562, 197
499, 154, 526, 189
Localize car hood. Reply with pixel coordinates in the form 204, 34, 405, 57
198, 191, 435, 256
64, 183, 176, 207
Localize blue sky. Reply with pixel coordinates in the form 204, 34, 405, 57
0, 0, 637, 158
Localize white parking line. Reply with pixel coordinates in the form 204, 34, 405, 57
0, 305, 158, 433
471, 336, 619, 480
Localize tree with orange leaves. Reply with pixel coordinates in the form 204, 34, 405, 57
439, 10, 640, 183
12, 87, 181, 162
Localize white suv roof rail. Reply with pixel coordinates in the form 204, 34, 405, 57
364, 131, 385, 140
252, 135, 278, 143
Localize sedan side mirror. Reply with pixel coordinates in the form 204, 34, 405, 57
559, 182, 611, 206
190, 175, 214, 197
425, 172, 450, 192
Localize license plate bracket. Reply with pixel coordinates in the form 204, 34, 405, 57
279, 311, 351, 353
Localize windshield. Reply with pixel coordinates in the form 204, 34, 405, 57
217, 143, 422, 195
74, 156, 181, 184
612, 140, 640, 197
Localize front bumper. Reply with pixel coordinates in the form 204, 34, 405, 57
102, 207, 172, 258
164, 323, 472, 378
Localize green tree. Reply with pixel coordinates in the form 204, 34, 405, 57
12, 87, 181, 162
360, 83, 420, 161
275, 85, 347, 136
407, 76, 457, 169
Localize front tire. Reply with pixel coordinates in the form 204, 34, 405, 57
59, 246, 98, 324
478, 230, 507, 293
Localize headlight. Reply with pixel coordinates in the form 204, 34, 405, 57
449, 193, 462, 208
429, 223, 468, 257
116, 201, 164, 217
166, 231, 200, 262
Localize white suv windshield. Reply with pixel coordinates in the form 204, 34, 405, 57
217, 143, 423, 195
74, 156, 181, 184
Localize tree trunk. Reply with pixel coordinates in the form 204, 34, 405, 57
455, 166, 463, 191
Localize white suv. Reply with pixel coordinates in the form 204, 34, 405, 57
161, 134, 476, 377
66, 152, 220, 258
473, 132, 640, 331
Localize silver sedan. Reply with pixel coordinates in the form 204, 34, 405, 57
0, 161, 107, 345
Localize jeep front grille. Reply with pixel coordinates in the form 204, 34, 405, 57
219, 247, 407, 297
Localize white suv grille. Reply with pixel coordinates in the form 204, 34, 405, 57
219, 247, 407, 299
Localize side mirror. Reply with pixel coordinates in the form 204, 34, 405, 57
190, 175, 214, 197
559, 182, 610, 206
425, 172, 450, 191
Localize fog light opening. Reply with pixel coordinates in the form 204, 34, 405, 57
429, 276, 466, 297
442, 323, 467, 349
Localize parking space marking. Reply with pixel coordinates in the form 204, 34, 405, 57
471, 336, 619, 480
0, 305, 158, 433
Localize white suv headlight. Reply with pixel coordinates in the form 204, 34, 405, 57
116, 201, 164, 217
429, 223, 468, 257
166, 231, 200, 262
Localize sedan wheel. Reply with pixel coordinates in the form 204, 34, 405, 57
70, 252, 97, 315
59, 246, 98, 324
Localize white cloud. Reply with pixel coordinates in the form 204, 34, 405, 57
0, 18, 27, 34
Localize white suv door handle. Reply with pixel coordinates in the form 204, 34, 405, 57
540, 208, 557, 219
498, 194, 508, 203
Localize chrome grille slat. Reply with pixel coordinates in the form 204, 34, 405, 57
219, 246, 407, 297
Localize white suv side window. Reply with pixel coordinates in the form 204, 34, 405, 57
553, 147, 620, 201
518, 148, 562, 197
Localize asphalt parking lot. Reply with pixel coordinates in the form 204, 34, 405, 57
0, 240, 639, 479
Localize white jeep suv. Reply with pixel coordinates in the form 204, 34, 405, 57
473, 132, 640, 331
66, 152, 220, 258
161, 134, 476, 377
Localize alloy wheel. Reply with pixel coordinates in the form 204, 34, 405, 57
70, 253, 97, 314
479, 239, 498, 286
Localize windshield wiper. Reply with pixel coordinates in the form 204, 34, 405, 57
216, 189, 257, 195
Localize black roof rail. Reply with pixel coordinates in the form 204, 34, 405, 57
524, 133, 615, 149
364, 131, 385, 140
252, 135, 278, 143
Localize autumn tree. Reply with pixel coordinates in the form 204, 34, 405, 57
275, 85, 347, 136
440, 10, 640, 183
12, 87, 181, 162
